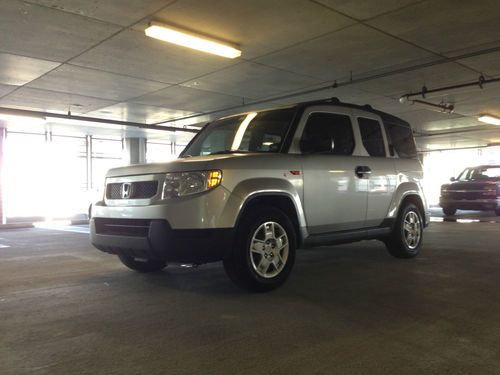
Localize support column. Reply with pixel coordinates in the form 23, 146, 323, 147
124, 137, 146, 165
86, 135, 93, 190
0, 127, 6, 224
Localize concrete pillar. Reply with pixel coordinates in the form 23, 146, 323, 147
0, 127, 5, 224
86, 135, 92, 190
124, 137, 146, 165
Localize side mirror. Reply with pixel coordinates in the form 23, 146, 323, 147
300, 135, 334, 153
450, 177, 456, 182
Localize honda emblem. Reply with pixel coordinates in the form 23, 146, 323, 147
121, 183, 132, 199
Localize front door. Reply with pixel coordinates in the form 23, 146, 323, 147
298, 108, 368, 234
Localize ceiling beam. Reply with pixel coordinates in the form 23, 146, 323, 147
0, 107, 199, 133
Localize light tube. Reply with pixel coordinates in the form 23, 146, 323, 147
145, 22, 241, 59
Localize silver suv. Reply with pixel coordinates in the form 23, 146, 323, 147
90, 98, 429, 291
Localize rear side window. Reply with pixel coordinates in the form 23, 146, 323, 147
383, 122, 417, 159
302, 113, 355, 155
358, 117, 386, 157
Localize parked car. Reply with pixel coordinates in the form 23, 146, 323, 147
90, 98, 429, 291
440, 165, 500, 216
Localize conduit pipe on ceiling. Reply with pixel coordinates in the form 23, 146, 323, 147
0, 107, 199, 133
399, 75, 500, 101
398, 75, 500, 115
398, 97, 455, 114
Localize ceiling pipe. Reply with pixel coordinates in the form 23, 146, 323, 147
0, 107, 199, 133
417, 145, 491, 153
400, 75, 500, 101
399, 97, 455, 114
413, 122, 500, 138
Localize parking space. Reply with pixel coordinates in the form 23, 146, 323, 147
1, 222, 499, 374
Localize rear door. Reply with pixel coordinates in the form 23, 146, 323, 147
352, 111, 397, 227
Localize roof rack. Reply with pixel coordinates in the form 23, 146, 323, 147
295, 97, 341, 106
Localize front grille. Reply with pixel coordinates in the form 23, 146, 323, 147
94, 218, 151, 237
106, 181, 159, 199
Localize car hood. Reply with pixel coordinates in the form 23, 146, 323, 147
105, 153, 260, 177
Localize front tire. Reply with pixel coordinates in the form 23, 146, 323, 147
118, 255, 166, 272
495, 209, 500, 216
223, 206, 296, 292
385, 203, 423, 259
442, 206, 456, 216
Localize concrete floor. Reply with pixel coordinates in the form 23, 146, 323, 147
1, 223, 499, 375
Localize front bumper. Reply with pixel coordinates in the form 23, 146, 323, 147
90, 218, 234, 264
439, 197, 500, 211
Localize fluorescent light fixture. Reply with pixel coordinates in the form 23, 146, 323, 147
0, 112, 46, 125
145, 22, 241, 59
478, 114, 500, 126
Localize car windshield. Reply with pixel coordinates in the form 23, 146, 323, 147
457, 167, 500, 181
181, 108, 296, 157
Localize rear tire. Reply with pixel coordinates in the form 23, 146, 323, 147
223, 206, 296, 292
442, 206, 456, 216
385, 203, 423, 259
118, 255, 166, 272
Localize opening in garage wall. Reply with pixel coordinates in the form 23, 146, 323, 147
3, 132, 184, 221
146, 141, 175, 163
421, 146, 500, 206
4, 132, 122, 221
91, 137, 124, 192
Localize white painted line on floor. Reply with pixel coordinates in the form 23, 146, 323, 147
0, 244, 10, 248
34, 221, 90, 234
50, 227, 90, 234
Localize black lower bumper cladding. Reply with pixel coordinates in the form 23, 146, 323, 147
90, 218, 234, 264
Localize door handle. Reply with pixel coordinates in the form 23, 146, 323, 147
355, 166, 372, 178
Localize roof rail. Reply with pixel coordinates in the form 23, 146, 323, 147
295, 97, 341, 107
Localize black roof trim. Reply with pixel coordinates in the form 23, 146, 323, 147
295, 97, 411, 128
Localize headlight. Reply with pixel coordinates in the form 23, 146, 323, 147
162, 170, 222, 199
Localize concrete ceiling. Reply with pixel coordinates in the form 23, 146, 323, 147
0, 0, 499, 151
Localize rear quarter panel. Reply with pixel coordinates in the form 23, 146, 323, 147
387, 158, 428, 218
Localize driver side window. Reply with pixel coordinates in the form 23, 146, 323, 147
301, 112, 355, 155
